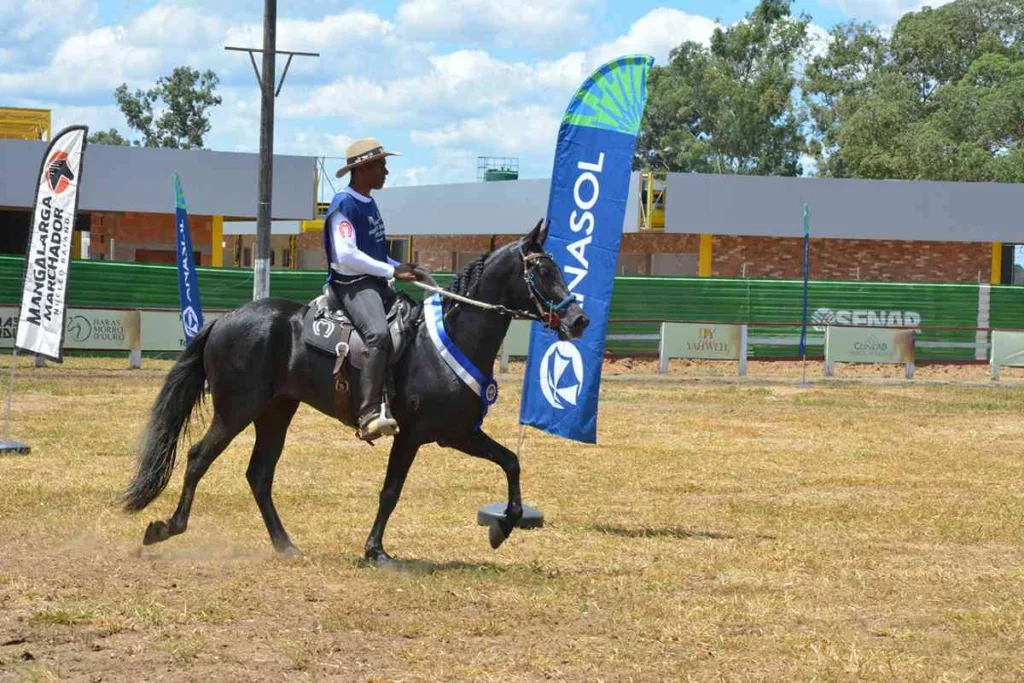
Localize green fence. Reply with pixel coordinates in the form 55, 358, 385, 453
2, 256, 1020, 360
606, 278, 987, 360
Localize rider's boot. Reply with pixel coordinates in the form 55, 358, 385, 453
357, 346, 398, 442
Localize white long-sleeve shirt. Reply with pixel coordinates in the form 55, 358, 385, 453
327, 187, 399, 279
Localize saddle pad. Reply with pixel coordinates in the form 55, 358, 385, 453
300, 293, 418, 364
301, 303, 351, 357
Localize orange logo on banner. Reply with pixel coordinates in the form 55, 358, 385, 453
698, 327, 715, 340
46, 151, 75, 194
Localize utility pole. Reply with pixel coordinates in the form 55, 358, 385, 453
226, 2, 318, 301
253, 0, 275, 301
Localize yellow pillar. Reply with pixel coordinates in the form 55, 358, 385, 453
698, 234, 713, 277
991, 242, 1003, 285
212, 216, 224, 267
71, 231, 82, 260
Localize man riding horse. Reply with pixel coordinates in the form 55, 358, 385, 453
324, 137, 419, 442
125, 155, 590, 562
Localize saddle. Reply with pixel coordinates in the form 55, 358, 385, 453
301, 285, 419, 410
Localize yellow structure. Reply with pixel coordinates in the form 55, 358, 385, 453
300, 202, 331, 233
211, 216, 224, 267
639, 171, 665, 232
698, 234, 713, 277
0, 107, 51, 141
991, 242, 1002, 285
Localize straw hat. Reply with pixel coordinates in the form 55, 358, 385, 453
335, 137, 401, 178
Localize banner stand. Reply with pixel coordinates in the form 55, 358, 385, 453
0, 348, 30, 455
799, 204, 811, 388
477, 424, 544, 529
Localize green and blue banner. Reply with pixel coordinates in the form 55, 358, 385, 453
519, 55, 653, 444
173, 173, 204, 344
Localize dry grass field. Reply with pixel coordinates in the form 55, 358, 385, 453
1, 357, 1023, 682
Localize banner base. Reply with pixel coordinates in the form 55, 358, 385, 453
0, 440, 31, 456
477, 502, 544, 529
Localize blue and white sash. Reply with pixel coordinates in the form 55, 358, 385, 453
423, 294, 498, 424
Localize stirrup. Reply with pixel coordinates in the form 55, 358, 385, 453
358, 415, 399, 442
357, 399, 399, 442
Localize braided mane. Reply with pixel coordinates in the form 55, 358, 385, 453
448, 253, 490, 297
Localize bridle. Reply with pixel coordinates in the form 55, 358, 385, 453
519, 242, 577, 330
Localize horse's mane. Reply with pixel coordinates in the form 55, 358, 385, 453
442, 239, 526, 316
447, 252, 491, 299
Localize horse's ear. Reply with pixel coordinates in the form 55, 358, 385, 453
539, 219, 550, 246
526, 218, 544, 247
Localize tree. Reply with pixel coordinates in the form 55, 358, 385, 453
636, 0, 812, 175
113, 66, 222, 149
87, 129, 130, 146
803, 0, 1024, 181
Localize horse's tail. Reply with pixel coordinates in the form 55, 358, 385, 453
122, 322, 214, 512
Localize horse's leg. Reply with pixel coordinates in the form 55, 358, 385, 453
247, 398, 301, 555
364, 433, 419, 565
443, 430, 523, 549
143, 413, 242, 545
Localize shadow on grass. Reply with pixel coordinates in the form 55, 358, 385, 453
586, 524, 774, 541
349, 556, 524, 574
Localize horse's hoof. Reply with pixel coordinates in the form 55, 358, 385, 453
142, 521, 169, 546
364, 549, 399, 569
488, 522, 511, 549
276, 544, 303, 559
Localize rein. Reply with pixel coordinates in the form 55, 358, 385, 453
411, 281, 544, 323
409, 240, 576, 331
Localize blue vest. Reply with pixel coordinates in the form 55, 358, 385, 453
323, 189, 389, 282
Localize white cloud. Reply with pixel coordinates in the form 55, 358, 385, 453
54, 105, 125, 137
4, 0, 97, 42
282, 49, 580, 125
395, 165, 431, 186
129, 5, 228, 48
0, 0, 98, 69
821, 0, 955, 21
397, 0, 590, 47
276, 5, 725, 185
410, 105, 560, 153
586, 8, 717, 70
0, 5, 401, 99
0, 26, 162, 96
282, 6, 720, 128
388, 147, 481, 187
806, 23, 833, 60
282, 131, 355, 158
222, 9, 394, 54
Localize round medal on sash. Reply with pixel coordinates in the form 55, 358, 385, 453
483, 379, 499, 406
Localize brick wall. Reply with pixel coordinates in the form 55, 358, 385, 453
409, 233, 704, 276
91, 212, 214, 264
409, 235, 521, 272
712, 236, 992, 282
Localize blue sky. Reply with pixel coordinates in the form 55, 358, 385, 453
1, 0, 950, 193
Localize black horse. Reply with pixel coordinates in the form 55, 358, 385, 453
123, 220, 589, 564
